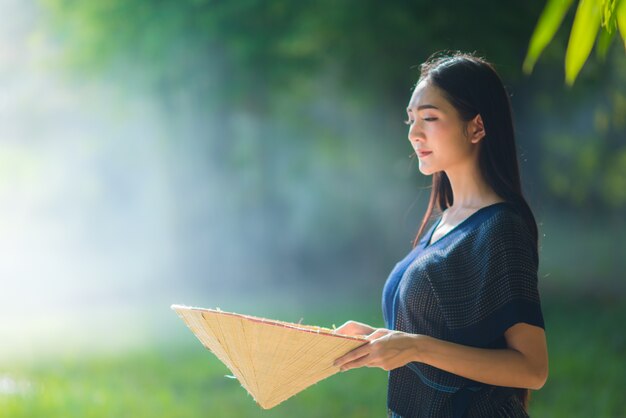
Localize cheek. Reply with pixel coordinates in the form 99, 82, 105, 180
438, 120, 460, 135
431, 124, 469, 160
426, 123, 452, 148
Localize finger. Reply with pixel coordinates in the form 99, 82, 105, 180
334, 348, 367, 368
335, 321, 353, 330
333, 344, 371, 368
333, 322, 360, 335
334, 325, 358, 336
340, 353, 372, 371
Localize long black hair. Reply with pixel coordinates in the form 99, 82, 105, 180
412, 51, 537, 247
411, 51, 538, 410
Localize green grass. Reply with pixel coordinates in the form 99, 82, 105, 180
0, 346, 387, 418
1, 292, 624, 417
530, 292, 626, 417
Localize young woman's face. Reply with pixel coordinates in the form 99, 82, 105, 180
406, 80, 478, 176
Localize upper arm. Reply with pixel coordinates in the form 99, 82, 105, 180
505, 322, 549, 388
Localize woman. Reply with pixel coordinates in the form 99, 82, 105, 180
333, 52, 548, 417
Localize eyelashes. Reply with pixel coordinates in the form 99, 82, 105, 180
404, 118, 438, 125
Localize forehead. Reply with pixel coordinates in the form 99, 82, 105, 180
407, 80, 448, 111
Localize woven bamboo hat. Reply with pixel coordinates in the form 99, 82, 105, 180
171, 304, 368, 409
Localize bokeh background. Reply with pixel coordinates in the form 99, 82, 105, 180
1, 0, 625, 417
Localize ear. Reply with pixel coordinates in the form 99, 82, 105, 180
469, 114, 486, 144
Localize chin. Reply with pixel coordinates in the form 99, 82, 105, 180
418, 165, 436, 176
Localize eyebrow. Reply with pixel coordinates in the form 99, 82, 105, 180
407, 104, 440, 112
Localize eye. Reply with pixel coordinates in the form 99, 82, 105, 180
423, 117, 438, 122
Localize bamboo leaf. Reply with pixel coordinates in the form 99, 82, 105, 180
618, 0, 626, 49
565, 0, 602, 86
523, 0, 575, 75
596, 27, 615, 60
601, 0, 618, 31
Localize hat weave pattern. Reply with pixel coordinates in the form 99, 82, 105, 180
171, 305, 368, 409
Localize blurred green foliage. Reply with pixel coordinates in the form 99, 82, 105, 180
40, 1, 542, 101
33, 1, 626, 295
39, 0, 626, 213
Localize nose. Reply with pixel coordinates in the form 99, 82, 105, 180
408, 121, 424, 144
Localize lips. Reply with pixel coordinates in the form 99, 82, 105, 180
417, 150, 432, 157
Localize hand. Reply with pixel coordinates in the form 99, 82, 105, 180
333, 320, 376, 337
333, 329, 421, 372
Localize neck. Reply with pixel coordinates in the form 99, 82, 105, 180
444, 159, 501, 209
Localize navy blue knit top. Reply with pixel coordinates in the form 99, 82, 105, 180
381, 202, 545, 417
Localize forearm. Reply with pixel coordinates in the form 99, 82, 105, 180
413, 335, 545, 390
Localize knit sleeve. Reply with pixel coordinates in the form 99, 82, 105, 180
443, 211, 545, 347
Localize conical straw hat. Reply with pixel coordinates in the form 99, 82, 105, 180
171, 305, 368, 409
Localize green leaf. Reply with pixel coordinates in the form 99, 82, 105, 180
523, 0, 575, 75
618, 0, 626, 49
596, 27, 615, 60
565, 0, 602, 86
601, 0, 618, 31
